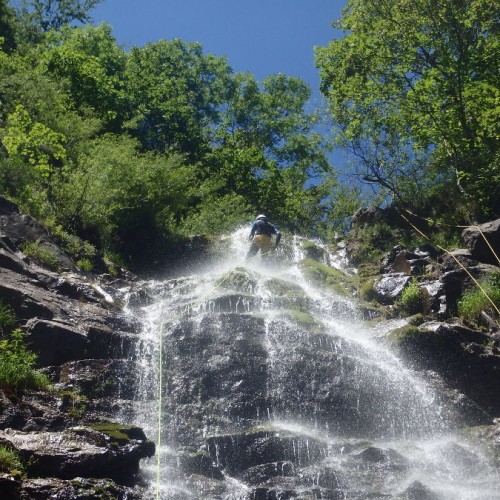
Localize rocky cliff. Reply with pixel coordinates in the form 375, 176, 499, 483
0, 197, 154, 498
1, 198, 499, 499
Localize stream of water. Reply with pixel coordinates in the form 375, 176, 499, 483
123, 229, 499, 499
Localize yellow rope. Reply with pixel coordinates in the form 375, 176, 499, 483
400, 208, 500, 265
398, 211, 500, 316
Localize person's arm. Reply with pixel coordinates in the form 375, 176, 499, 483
249, 222, 256, 240
274, 228, 281, 246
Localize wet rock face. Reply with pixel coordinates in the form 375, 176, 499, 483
387, 320, 500, 416
0, 197, 151, 496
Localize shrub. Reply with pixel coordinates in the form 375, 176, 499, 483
458, 273, 500, 325
0, 329, 50, 392
0, 300, 16, 333
50, 225, 96, 267
399, 279, 424, 315
21, 239, 60, 271
0, 445, 24, 476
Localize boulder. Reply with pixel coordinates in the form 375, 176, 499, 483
387, 321, 500, 417
0, 426, 154, 485
462, 219, 500, 265
20, 477, 142, 499
373, 273, 412, 303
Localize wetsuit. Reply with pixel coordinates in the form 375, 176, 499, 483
246, 220, 281, 259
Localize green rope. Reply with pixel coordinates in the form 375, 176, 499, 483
156, 320, 163, 500
153, 248, 272, 496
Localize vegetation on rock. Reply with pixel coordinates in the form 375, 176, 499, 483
0, 328, 50, 392
0, 444, 24, 477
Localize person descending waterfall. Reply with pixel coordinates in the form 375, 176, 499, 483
246, 214, 281, 259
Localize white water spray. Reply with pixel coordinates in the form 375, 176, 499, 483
122, 231, 499, 499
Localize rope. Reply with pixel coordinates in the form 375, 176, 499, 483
156, 318, 163, 500
400, 208, 500, 266
153, 243, 277, 497
397, 210, 500, 316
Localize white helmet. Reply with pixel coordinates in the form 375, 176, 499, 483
256, 214, 266, 220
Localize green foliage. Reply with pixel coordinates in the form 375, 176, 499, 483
316, 0, 500, 218
14, 0, 103, 45
0, 300, 16, 333
0, 445, 24, 476
398, 279, 424, 315
2, 104, 67, 178
1, 4, 339, 267
49, 224, 96, 264
21, 239, 61, 271
0, 0, 16, 52
57, 389, 88, 418
458, 273, 500, 325
0, 328, 50, 392
179, 193, 252, 236
348, 223, 396, 264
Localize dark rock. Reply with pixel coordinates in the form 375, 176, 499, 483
401, 480, 439, 500
373, 274, 412, 303
351, 206, 401, 229
0, 473, 21, 500
241, 461, 295, 485
175, 449, 224, 480
20, 477, 142, 499
206, 429, 328, 477
462, 219, 500, 265
387, 320, 500, 417
25, 319, 89, 366
0, 427, 154, 485
58, 359, 137, 399
352, 446, 408, 470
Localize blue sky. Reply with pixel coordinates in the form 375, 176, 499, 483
92, 0, 345, 105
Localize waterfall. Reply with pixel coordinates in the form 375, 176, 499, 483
123, 230, 499, 499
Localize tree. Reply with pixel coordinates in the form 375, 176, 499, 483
13, 0, 102, 31
0, 0, 17, 51
208, 72, 336, 233
41, 24, 126, 126
125, 39, 233, 158
316, 0, 500, 218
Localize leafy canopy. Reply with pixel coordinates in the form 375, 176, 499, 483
316, 0, 499, 218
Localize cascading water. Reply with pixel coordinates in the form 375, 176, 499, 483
123, 229, 499, 499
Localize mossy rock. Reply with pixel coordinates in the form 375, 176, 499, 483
301, 240, 327, 262
386, 324, 448, 352
299, 259, 354, 296
265, 277, 309, 311
358, 277, 378, 302
278, 309, 322, 332
218, 267, 257, 293
89, 423, 147, 445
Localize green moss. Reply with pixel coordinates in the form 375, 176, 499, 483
89, 423, 137, 444
218, 267, 257, 293
265, 277, 309, 311
358, 278, 378, 302
408, 313, 426, 326
387, 325, 424, 343
300, 258, 354, 296
280, 309, 320, 330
